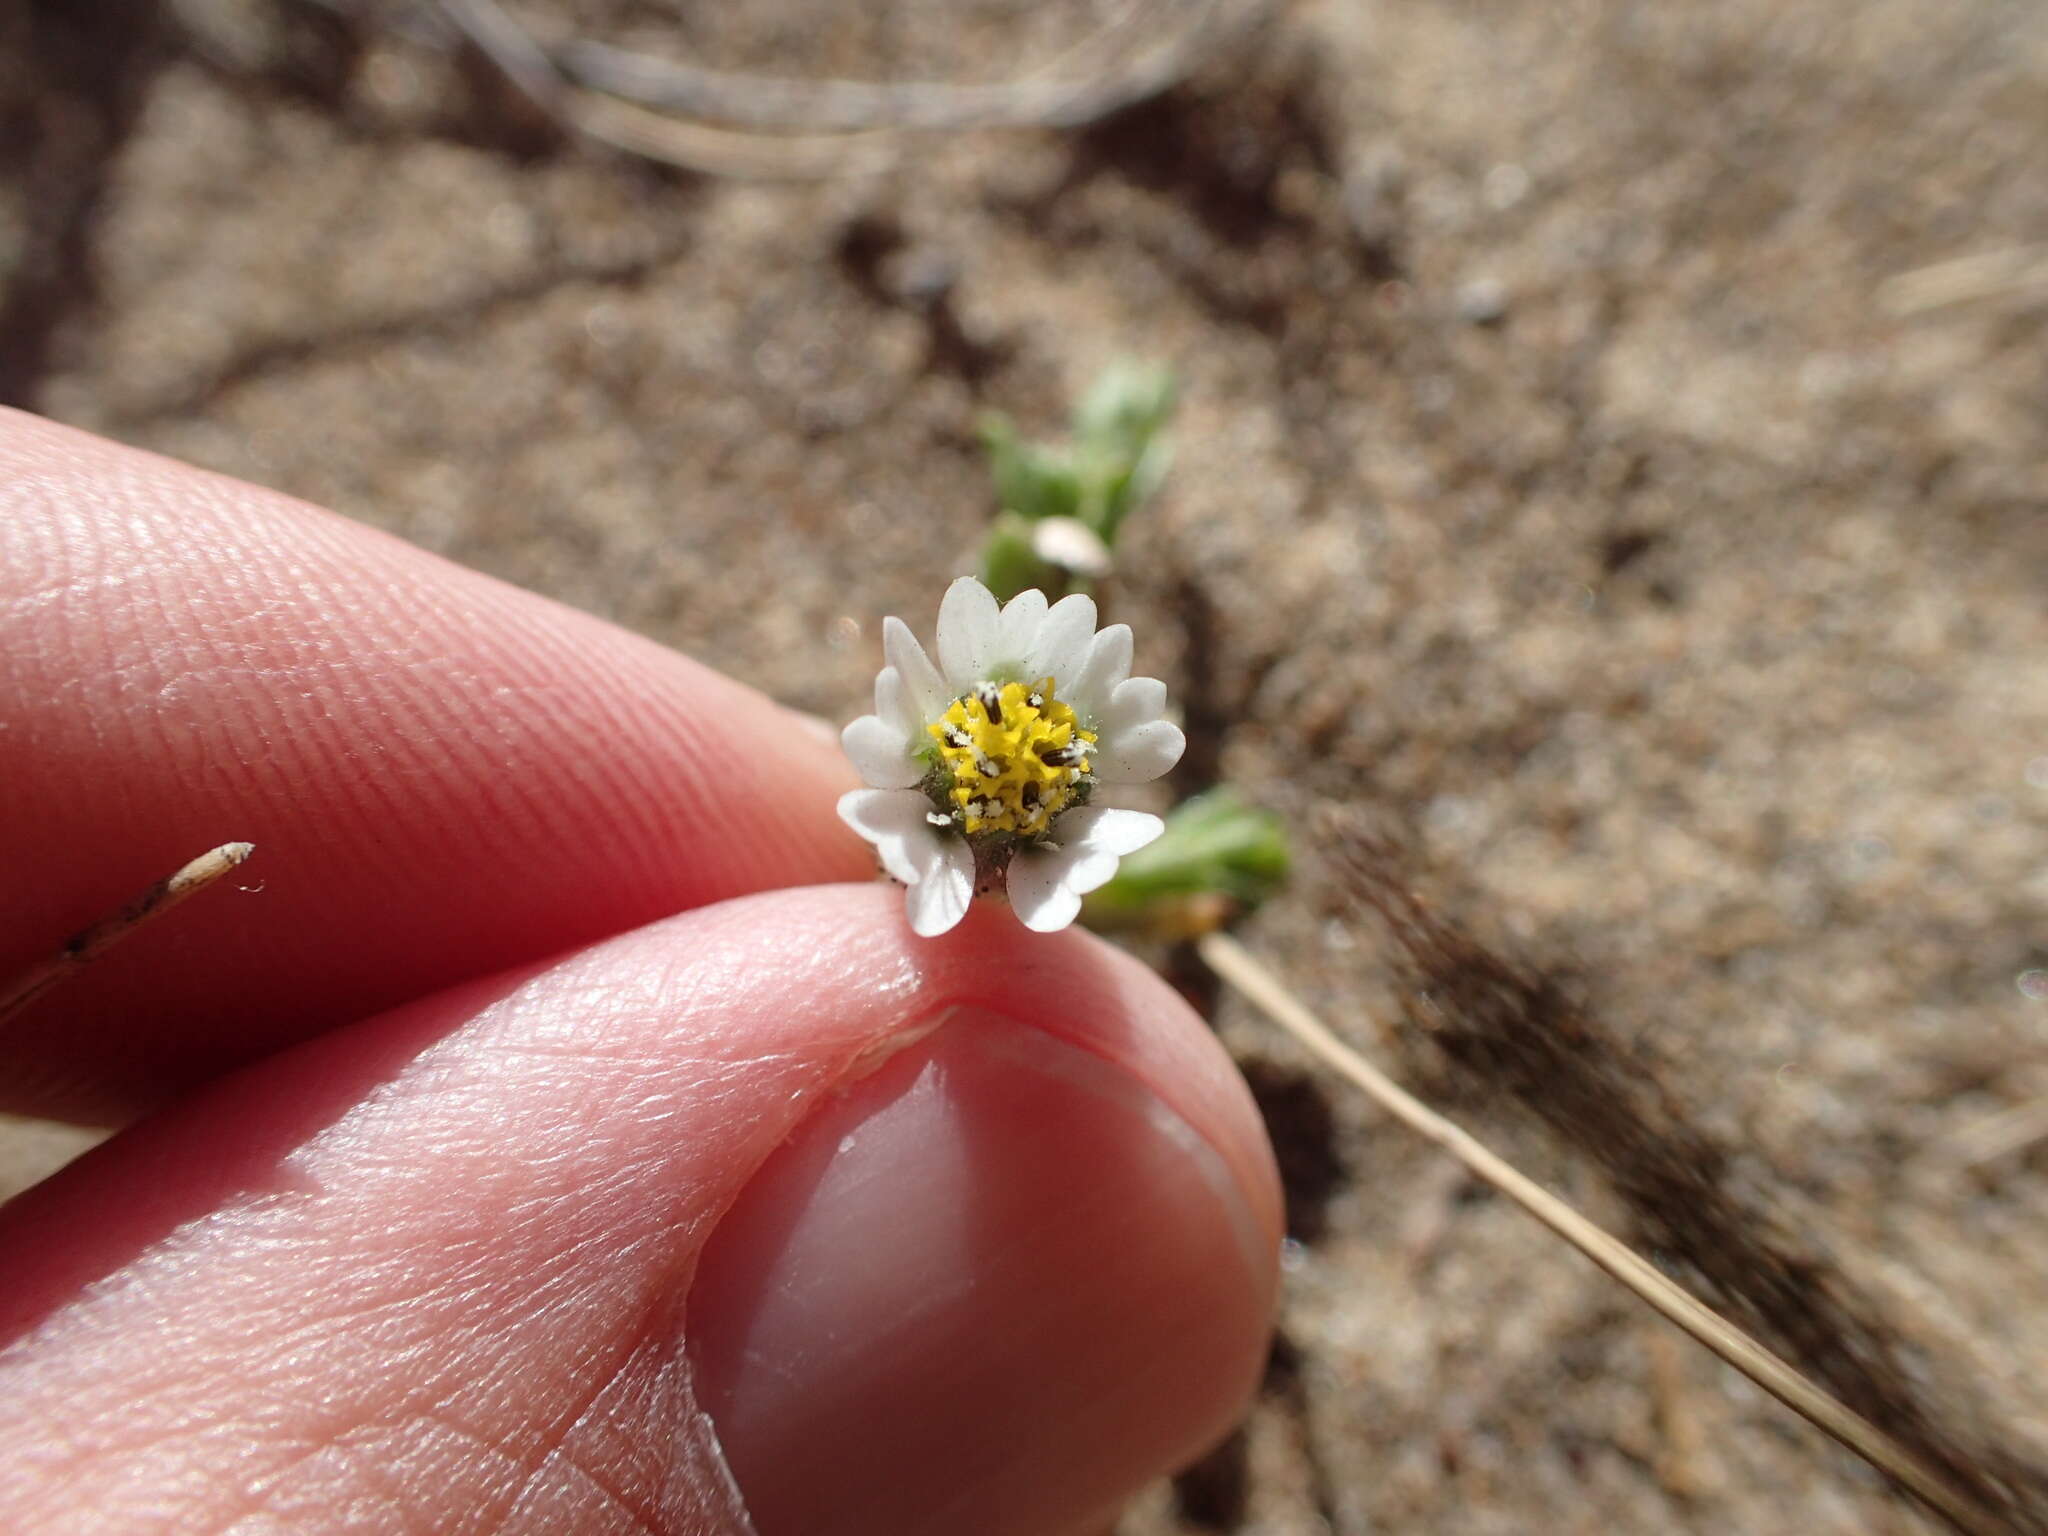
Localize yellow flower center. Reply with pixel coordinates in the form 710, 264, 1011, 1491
928, 678, 1095, 836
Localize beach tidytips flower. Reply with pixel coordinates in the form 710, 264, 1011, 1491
838, 577, 1184, 936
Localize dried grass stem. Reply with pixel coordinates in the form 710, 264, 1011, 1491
1199, 930, 2024, 1536
0, 842, 254, 1031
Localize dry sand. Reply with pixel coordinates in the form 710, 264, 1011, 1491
4, 1, 2046, 1530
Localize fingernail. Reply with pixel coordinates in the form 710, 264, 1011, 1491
685, 1006, 1274, 1536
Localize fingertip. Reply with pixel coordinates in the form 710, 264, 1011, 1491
687, 1006, 1276, 1536
0, 883, 1281, 1536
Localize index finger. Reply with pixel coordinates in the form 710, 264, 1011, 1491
0, 410, 871, 1119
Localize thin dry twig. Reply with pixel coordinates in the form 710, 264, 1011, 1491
1197, 929, 2021, 1536
1881, 245, 2048, 317
434, 0, 563, 111
1322, 823, 2048, 1527
426, 0, 1257, 178
566, 93, 901, 180
0, 843, 255, 1030
1935, 1095, 2048, 1171
429, 0, 900, 176
559, 0, 1233, 133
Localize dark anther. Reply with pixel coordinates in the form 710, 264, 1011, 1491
1020, 781, 1040, 807
977, 683, 1003, 725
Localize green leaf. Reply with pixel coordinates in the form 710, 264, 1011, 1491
1084, 788, 1290, 934
979, 412, 1081, 524
1073, 362, 1176, 541
1073, 361, 1176, 459
978, 511, 1057, 602
978, 363, 1177, 547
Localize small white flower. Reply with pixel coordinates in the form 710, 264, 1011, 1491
837, 576, 1184, 935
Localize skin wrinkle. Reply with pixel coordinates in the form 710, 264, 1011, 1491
0, 895, 989, 1530
507, 666, 676, 822
33, 1419, 281, 1528
131, 1259, 638, 1535
229, 1470, 415, 1536
501, 1459, 670, 1536
19, 897, 1261, 1531
362, 654, 575, 874
0, 390, 1286, 1512
33, 565, 446, 894
0, 411, 875, 1116
504, 1446, 675, 1535
219, 1308, 653, 1536
430, 1265, 722, 1536
8, 921, 1261, 1531
382, 589, 723, 910
488, 1326, 690, 1536
334, 1410, 540, 1520
224, 1411, 533, 1536
216, 1430, 444, 1536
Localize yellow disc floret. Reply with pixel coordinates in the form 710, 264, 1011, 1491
928, 677, 1095, 837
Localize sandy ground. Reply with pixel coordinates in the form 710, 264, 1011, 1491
4, 0, 2046, 1530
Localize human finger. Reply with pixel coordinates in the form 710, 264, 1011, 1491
0, 409, 870, 1118
0, 883, 1281, 1536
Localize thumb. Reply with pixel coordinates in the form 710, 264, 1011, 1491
0, 884, 1281, 1536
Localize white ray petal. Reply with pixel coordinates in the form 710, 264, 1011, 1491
1093, 719, 1186, 783
838, 789, 948, 886
936, 576, 1004, 692
1008, 848, 1084, 932
1103, 675, 1167, 735
906, 838, 976, 935
1066, 624, 1133, 728
873, 666, 925, 743
1007, 807, 1164, 932
884, 616, 951, 726
840, 713, 920, 789
997, 588, 1049, 666
1055, 806, 1166, 890
1028, 592, 1098, 688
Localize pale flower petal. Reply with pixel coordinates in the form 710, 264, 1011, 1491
841, 713, 920, 789
874, 666, 924, 743
1094, 719, 1186, 783
1059, 805, 1167, 884
1102, 674, 1167, 735
1065, 623, 1133, 729
838, 789, 946, 886
1084, 805, 1168, 852
1008, 853, 1084, 933
1028, 592, 1098, 687
905, 839, 975, 936
997, 588, 1049, 664
936, 576, 1004, 691
884, 616, 951, 726
1007, 807, 1165, 933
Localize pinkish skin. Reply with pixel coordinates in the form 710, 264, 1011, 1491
0, 408, 872, 1121
0, 417, 1283, 1536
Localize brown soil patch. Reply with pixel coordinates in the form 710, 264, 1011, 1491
6, 1, 2046, 1530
